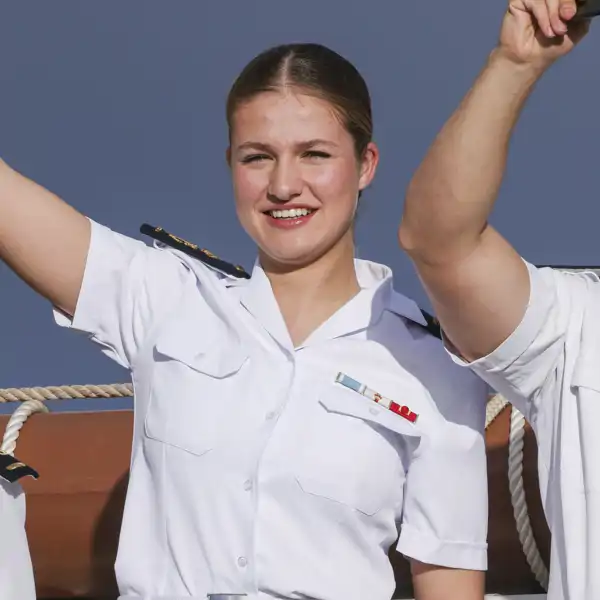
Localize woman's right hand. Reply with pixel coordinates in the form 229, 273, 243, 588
497, 0, 590, 72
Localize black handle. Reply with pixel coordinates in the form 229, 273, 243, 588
574, 0, 600, 20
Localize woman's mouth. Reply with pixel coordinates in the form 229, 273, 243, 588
264, 208, 317, 228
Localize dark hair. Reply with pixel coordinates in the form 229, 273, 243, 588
226, 43, 373, 159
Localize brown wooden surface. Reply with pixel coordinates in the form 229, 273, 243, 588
3, 411, 131, 599
0, 406, 550, 599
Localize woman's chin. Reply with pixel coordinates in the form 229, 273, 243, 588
258, 246, 324, 272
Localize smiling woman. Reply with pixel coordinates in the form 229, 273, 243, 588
0, 42, 488, 600
226, 44, 377, 285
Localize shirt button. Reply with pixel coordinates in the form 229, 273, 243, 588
237, 556, 248, 568
243, 479, 253, 491
265, 410, 277, 421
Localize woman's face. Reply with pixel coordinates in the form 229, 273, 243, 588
228, 90, 378, 269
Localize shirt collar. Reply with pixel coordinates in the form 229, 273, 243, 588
354, 259, 427, 326
231, 258, 427, 351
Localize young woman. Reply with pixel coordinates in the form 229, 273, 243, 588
0, 43, 488, 599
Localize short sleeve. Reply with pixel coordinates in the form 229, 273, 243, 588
53, 219, 191, 369
0, 481, 35, 600
445, 261, 589, 427
396, 377, 489, 570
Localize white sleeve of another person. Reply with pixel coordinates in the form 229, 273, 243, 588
0, 479, 36, 600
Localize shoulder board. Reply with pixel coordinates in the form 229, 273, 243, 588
140, 224, 251, 279
0, 451, 39, 484
419, 309, 442, 340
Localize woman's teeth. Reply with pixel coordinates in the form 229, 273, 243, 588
268, 208, 313, 219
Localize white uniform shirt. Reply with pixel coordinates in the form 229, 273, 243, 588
448, 261, 600, 600
54, 220, 488, 600
0, 480, 36, 600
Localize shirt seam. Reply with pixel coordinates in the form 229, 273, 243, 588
398, 522, 488, 550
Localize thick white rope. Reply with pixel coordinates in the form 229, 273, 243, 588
507, 404, 550, 590
1, 399, 49, 456
0, 385, 548, 588
485, 393, 509, 428
0, 383, 133, 403
486, 393, 548, 590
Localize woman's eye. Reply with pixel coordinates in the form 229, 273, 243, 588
303, 150, 331, 159
241, 154, 270, 164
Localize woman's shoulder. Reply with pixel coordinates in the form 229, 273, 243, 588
139, 223, 251, 281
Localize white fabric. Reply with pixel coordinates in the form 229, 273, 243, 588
447, 261, 600, 600
54, 219, 489, 600
0, 479, 36, 600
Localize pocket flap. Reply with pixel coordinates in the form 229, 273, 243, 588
154, 297, 247, 378
319, 384, 421, 438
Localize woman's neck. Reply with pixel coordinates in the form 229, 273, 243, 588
261, 235, 360, 347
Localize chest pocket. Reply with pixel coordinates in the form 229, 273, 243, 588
144, 301, 248, 457
294, 383, 422, 516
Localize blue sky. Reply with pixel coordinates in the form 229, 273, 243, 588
2, 1, 599, 395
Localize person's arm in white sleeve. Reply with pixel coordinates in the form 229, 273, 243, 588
0, 159, 190, 369
455, 262, 588, 428
57, 219, 190, 369
400, 377, 488, 599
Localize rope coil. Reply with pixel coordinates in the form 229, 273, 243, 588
0, 385, 549, 589
1, 399, 49, 456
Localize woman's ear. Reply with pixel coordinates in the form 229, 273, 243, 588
358, 141, 379, 191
